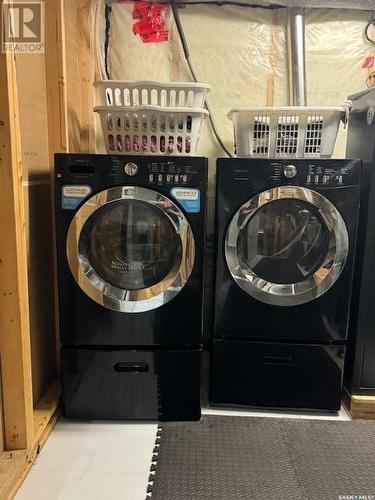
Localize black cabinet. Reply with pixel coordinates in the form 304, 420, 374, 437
345, 87, 375, 394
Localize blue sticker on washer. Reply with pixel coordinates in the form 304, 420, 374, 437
171, 188, 200, 213
62, 185, 92, 210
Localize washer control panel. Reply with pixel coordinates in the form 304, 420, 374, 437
146, 161, 192, 185
56, 155, 207, 190
108, 157, 201, 185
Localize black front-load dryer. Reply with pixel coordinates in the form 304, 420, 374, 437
55, 154, 207, 420
210, 158, 360, 411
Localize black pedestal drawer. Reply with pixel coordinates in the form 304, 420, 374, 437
210, 340, 345, 411
62, 348, 201, 421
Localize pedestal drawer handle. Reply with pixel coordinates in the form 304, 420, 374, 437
262, 355, 294, 366
113, 362, 149, 373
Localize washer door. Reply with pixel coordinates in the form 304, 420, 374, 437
67, 186, 195, 312
225, 186, 349, 307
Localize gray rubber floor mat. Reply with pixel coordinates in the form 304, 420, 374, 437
146, 415, 375, 500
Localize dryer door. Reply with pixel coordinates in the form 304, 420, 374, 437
67, 186, 195, 312
225, 186, 348, 307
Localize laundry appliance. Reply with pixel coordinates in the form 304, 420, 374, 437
55, 154, 207, 420
210, 158, 360, 411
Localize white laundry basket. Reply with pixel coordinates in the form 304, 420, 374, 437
94, 81, 211, 109
94, 105, 209, 155
229, 106, 348, 158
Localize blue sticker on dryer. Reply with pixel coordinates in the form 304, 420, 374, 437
62, 185, 92, 210
171, 188, 200, 213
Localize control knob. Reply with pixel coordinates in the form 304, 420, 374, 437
283, 164, 297, 179
124, 162, 138, 176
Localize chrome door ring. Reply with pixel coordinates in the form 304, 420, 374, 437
67, 186, 195, 313
225, 186, 349, 307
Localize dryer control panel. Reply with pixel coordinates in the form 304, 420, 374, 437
268, 159, 360, 187
226, 158, 360, 188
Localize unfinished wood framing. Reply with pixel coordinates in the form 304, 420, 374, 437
0, 47, 35, 452
344, 390, 375, 420
45, 0, 68, 157
0, 392, 59, 500
0, 370, 4, 454
16, 51, 57, 407
64, 0, 96, 153
0, 0, 96, 496
0, 40, 61, 496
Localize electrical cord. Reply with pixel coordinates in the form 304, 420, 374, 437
170, 0, 233, 157
170, 0, 281, 8
365, 10, 375, 48
104, 3, 112, 79
109, 0, 282, 10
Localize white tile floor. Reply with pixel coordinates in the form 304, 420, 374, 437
16, 421, 157, 500
16, 406, 351, 500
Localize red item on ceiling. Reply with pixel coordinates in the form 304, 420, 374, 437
362, 55, 375, 69
132, 2, 169, 43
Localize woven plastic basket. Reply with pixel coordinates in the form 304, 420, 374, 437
229, 106, 348, 158
94, 105, 209, 155
94, 80, 211, 109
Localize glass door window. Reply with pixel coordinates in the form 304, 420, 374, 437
67, 187, 195, 313
84, 200, 181, 290
237, 199, 329, 285
225, 186, 348, 307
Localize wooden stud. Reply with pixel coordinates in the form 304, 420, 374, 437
0, 367, 4, 453
45, 0, 95, 155
64, 0, 95, 153
0, 393, 58, 499
266, 9, 279, 107
33, 379, 60, 444
343, 390, 375, 420
45, 0, 68, 375
76, 0, 96, 153
0, 44, 34, 450
45, 0, 68, 158
0, 450, 29, 500
15, 48, 57, 406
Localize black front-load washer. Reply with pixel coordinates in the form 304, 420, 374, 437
210, 158, 360, 411
55, 154, 207, 420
